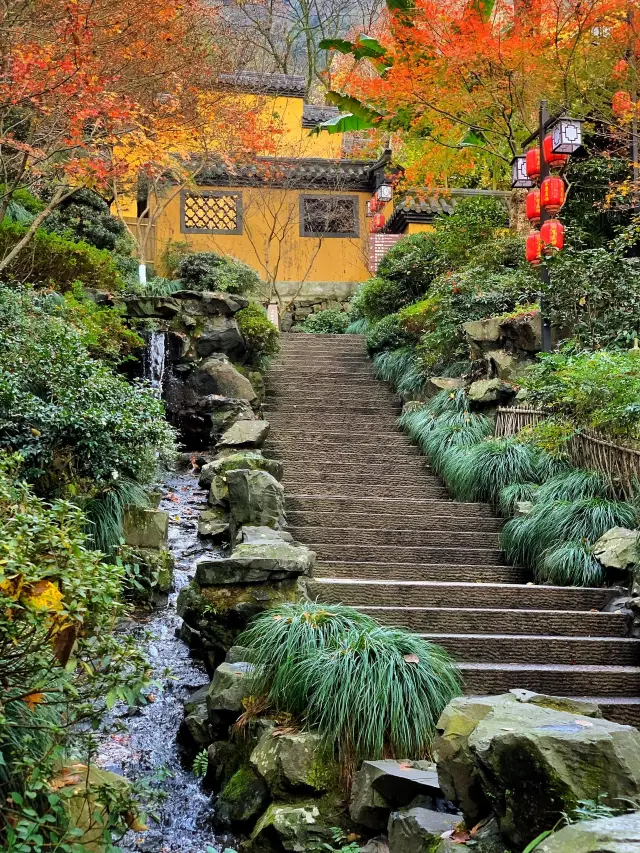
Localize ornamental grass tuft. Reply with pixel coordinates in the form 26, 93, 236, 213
540, 540, 605, 587
535, 468, 612, 503
497, 482, 539, 517
373, 348, 425, 396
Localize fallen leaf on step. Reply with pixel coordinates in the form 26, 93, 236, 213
575, 719, 593, 727
403, 653, 419, 664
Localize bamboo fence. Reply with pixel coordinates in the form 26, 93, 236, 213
495, 407, 640, 501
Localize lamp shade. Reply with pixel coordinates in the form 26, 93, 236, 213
526, 148, 541, 180
511, 155, 535, 189
543, 134, 569, 169
551, 117, 583, 154
526, 190, 541, 225
540, 219, 565, 253
540, 176, 565, 214
526, 232, 542, 265
377, 185, 393, 202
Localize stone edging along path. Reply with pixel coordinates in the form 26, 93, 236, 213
263, 332, 640, 726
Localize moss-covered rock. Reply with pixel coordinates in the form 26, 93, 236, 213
207, 661, 255, 715
387, 804, 463, 853
123, 507, 169, 549
250, 730, 337, 797
195, 539, 314, 585
197, 507, 229, 540
227, 468, 285, 528
198, 451, 282, 488
537, 812, 640, 852
215, 766, 270, 828
250, 796, 344, 853
218, 419, 270, 449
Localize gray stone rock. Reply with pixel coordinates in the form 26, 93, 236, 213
251, 802, 336, 852
594, 527, 640, 570
206, 661, 254, 714
188, 356, 257, 403
350, 760, 443, 831
215, 767, 270, 827
194, 316, 245, 360
199, 290, 249, 316
486, 349, 532, 381
183, 707, 211, 749
123, 508, 169, 550
209, 399, 256, 440
508, 689, 602, 718
467, 379, 516, 405
184, 684, 209, 716
198, 451, 283, 489
515, 500, 534, 517
469, 702, 640, 849
500, 310, 542, 352
225, 645, 253, 664
241, 526, 293, 545
197, 507, 229, 540
208, 474, 229, 508
463, 316, 503, 345
537, 812, 640, 853
425, 377, 467, 397
195, 540, 315, 585
250, 729, 333, 795
388, 806, 463, 853
350, 761, 392, 830
227, 468, 285, 528
218, 419, 270, 449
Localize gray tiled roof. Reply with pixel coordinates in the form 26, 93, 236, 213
386, 189, 509, 233
302, 104, 340, 128
217, 72, 306, 97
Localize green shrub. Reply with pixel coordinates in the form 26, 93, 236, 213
432, 195, 508, 267
0, 454, 149, 846
0, 285, 176, 503
239, 602, 376, 715
236, 302, 280, 367
540, 540, 605, 587
399, 296, 441, 337
365, 314, 412, 354
2, 185, 44, 224
520, 349, 640, 439
358, 276, 421, 322
176, 251, 260, 294
497, 482, 539, 516
376, 232, 446, 296
124, 276, 183, 297
43, 189, 125, 251
0, 220, 123, 292
301, 308, 351, 334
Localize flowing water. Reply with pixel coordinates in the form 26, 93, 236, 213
97, 459, 235, 853
144, 331, 167, 393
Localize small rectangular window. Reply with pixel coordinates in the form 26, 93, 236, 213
181, 191, 242, 234
300, 194, 359, 238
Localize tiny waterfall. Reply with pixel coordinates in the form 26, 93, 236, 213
144, 331, 166, 393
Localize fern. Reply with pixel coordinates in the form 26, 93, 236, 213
193, 749, 209, 778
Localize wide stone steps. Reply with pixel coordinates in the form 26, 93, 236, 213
266, 333, 639, 723
290, 526, 501, 548
307, 579, 616, 611
311, 562, 524, 584
288, 511, 503, 532
421, 633, 640, 666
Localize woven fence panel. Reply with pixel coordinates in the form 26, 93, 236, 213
495, 407, 640, 501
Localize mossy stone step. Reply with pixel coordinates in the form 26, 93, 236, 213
290, 526, 501, 548
285, 495, 495, 516
287, 510, 503, 531
305, 542, 505, 565
311, 561, 523, 584
285, 483, 449, 500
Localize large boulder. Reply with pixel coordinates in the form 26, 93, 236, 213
227, 468, 285, 528
194, 316, 244, 360
187, 355, 257, 403
387, 803, 463, 853
467, 379, 516, 405
594, 527, 640, 570
537, 812, 640, 853
251, 801, 339, 853
424, 377, 467, 397
197, 507, 229, 541
122, 508, 168, 550
198, 451, 283, 489
218, 419, 270, 449
250, 730, 335, 796
215, 767, 270, 828
195, 538, 315, 585
206, 661, 254, 714
469, 702, 640, 848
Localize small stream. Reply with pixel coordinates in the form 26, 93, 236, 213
97, 459, 234, 853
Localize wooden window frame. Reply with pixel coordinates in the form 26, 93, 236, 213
180, 190, 243, 235
299, 193, 359, 239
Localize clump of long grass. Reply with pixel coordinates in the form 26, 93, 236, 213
422, 416, 493, 474
239, 602, 376, 715
535, 469, 612, 503
497, 482, 539, 517
442, 438, 543, 502
83, 478, 151, 554
346, 317, 371, 335
373, 348, 425, 396
297, 626, 461, 768
540, 540, 605, 587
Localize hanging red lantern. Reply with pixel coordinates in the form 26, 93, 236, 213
369, 197, 380, 213
526, 232, 542, 265
372, 213, 386, 231
543, 134, 569, 169
540, 176, 565, 213
540, 219, 565, 254
613, 90, 632, 117
526, 148, 540, 179
525, 190, 541, 225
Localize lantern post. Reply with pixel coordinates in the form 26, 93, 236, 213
538, 101, 553, 353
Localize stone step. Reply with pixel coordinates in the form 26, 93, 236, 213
266, 449, 423, 462
267, 370, 374, 378
578, 697, 640, 727
460, 662, 640, 698
292, 526, 501, 548
266, 432, 414, 446
265, 404, 402, 415
283, 460, 432, 474
287, 510, 504, 531
307, 578, 617, 611
310, 561, 524, 584
285, 483, 450, 500
286, 495, 495, 517
264, 413, 402, 428
345, 604, 629, 637
282, 473, 443, 489
273, 360, 373, 369
265, 392, 399, 404
305, 542, 505, 565
422, 633, 640, 666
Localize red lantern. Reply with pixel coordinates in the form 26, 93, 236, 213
526, 148, 540, 179
540, 176, 565, 214
525, 190, 541, 225
543, 134, 569, 169
540, 219, 565, 254
613, 90, 632, 116
369, 197, 380, 212
372, 213, 386, 231
526, 232, 542, 265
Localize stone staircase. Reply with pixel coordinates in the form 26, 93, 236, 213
264, 333, 640, 726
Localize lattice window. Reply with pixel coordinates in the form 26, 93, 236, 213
181, 192, 242, 234
300, 195, 359, 238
